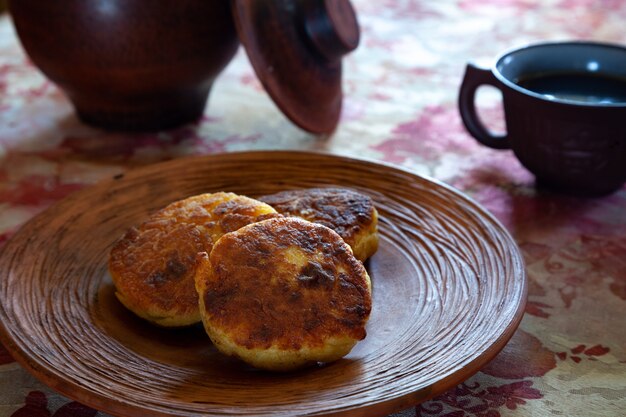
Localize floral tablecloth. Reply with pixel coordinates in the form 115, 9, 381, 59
1, 1, 625, 416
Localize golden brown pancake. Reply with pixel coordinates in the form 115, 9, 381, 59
108, 192, 279, 327
259, 187, 379, 261
195, 217, 372, 371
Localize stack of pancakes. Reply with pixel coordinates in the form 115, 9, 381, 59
109, 188, 378, 371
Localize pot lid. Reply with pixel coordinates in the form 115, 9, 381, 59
232, 0, 360, 134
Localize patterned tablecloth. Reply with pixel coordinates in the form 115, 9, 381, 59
1, 1, 625, 416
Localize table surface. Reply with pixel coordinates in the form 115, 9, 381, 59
1, 1, 625, 416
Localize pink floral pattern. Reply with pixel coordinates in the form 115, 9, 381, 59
556, 344, 611, 364
1, 0, 625, 416
10, 392, 96, 417
416, 381, 543, 417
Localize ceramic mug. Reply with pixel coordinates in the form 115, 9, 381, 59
459, 41, 626, 196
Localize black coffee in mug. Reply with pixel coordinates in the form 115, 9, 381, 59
516, 72, 626, 104
459, 41, 626, 196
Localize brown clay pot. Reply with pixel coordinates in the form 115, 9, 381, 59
9, 0, 239, 131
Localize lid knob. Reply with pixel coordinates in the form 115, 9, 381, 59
302, 0, 360, 62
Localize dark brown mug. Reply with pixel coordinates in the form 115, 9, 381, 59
459, 41, 626, 196
9, 0, 239, 131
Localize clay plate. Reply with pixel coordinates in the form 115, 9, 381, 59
0, 151, 526, 417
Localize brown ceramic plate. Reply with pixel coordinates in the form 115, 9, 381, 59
0, 151, 526, 417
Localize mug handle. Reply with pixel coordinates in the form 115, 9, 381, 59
458, 63, 510, 150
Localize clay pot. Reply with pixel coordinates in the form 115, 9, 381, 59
9, 0, 239, 131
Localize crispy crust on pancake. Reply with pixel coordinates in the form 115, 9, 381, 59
195, 217, 372, 371
108, 192, 279, 327
259, 188, 379, 261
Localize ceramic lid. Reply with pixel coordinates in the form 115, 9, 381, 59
232, 0, 360, 134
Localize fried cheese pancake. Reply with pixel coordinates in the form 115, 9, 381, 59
195, 217, 372, 371
108, 192, 279, 327
259, 188, 379, 262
